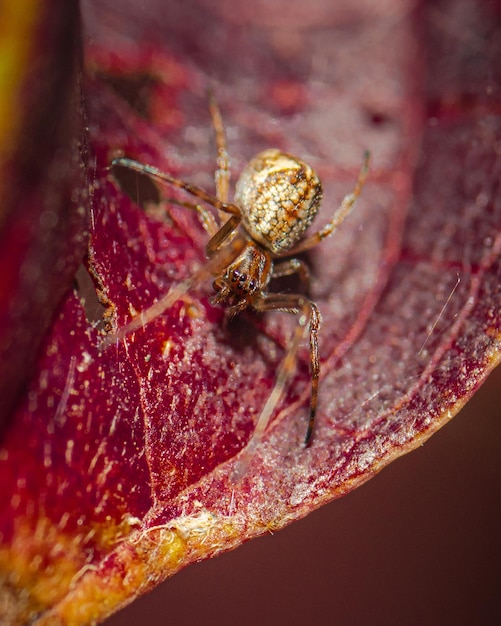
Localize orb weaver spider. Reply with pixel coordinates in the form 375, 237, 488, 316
109, 93, 369, 456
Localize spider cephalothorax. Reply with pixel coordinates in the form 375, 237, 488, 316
212, 241, 272, 316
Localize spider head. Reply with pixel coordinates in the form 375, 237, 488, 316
211, 241, 271, 311
212, 266, 259, 306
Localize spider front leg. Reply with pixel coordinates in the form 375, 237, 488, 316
206, 215, 241, 256
112, 159, 243, 254
249, 293, 321, 450
282, 150, 370, 256
111, 158, 241, 217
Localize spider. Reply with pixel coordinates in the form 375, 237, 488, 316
109, 94, 369, 455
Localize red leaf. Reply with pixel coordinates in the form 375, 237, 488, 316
1, 1, 500, 623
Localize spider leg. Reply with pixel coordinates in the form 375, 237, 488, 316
112, 158, 241, 217
206, 215, 241, 256
239, 293, 321, 466
101, 233, 247, 348
280, 150, 370, 257
271, 258, 311, 291
112, 159, 242, 249
161, 196, 219, 236
208, 90, 231, 204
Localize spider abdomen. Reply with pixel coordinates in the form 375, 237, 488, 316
234, 149, 323, 255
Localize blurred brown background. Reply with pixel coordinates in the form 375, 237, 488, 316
106, 365, 500, 626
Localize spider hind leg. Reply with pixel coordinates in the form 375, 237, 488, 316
251, 293, 320, 447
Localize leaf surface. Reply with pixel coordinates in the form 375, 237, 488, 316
0, 1, 500, 624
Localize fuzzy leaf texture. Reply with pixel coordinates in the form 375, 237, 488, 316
0, 0, 500, 624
